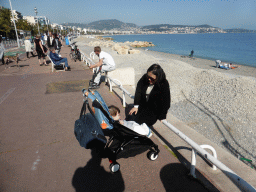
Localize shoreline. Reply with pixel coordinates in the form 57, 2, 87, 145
76, 35, 256, 79
104, 33, 256, 68
143, 49, 256, 79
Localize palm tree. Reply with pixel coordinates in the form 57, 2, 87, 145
0, 8, 12, 38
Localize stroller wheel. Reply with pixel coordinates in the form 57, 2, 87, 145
110, 162, 120, 173
147, 151, 159, 161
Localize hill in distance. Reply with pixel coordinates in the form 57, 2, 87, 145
62, 19, 256, 33
62, 19, 138, 30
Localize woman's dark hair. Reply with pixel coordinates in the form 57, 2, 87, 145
147, 64, 166, 84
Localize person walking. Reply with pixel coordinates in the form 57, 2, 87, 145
89, 46, 116, 89
34, 35, 47, 66
65, 35, 70, 46
128, 64, 171, 127
189, 50, 194, 58
0, 35, 5, 64
24, 37, 35, 58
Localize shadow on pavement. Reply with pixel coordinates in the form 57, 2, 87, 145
150, 126, 220, 192
160, 163, 210, 192
72, 143, 125, 192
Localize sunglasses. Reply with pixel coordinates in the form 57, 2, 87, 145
147, 75, 157, 82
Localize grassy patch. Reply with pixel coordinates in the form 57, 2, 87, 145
46, 79, 89, 94
164, 145, 178, 158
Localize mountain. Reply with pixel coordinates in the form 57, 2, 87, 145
61, 19, 138, 30
61, 20, 256, 33
87, 19, 138, 30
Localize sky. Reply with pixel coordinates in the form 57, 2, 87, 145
1, 0, 256, 30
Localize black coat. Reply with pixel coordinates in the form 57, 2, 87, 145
47, 36, 56, 48
133, 74, 171, 126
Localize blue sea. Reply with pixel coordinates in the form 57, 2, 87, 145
107, 33, 256, 67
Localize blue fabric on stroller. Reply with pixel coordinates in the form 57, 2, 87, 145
84, 89, 114, 130
81, 89, 160, 173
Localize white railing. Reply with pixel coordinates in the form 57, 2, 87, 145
105, 74, 256, 192
107, 76, 134, 107
162, 120, 256, 192
90, 51, 95, 60
2, 40, 25, 50
80, 51, 93, 66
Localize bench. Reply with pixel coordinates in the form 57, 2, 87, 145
47, 55, 65, 72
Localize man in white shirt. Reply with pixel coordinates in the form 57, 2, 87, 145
89, 46, 116, 89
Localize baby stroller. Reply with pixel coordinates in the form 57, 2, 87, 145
75, 89, 160, 173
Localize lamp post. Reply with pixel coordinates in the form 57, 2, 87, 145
8, 0, 20, 47
44, 17, 49, 33
34, 7, 40, 35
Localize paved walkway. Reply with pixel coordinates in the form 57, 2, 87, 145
0, 45, 215, 191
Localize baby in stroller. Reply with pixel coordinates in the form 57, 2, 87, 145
78, 89, 160, 173
108, 105, 152, 138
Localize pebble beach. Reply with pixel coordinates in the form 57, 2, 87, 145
75, 35, 256, 168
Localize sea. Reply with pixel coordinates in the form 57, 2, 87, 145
106, 33, 256, 67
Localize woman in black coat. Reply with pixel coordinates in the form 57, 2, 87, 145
128, 64, 171, 127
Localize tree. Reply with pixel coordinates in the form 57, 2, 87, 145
16, 19, 33, 31
0, 8, 12, 37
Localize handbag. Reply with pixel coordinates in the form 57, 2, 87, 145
74, 100, 107, 149
42, 45, 48, 53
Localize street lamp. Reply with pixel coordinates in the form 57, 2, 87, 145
34, 7, 40, 35
44, 17, 49, 33
8, 0, 20, 47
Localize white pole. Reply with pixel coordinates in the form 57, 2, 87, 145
45, 17, 49, 32
8, 0, 20, 48
36, 15, 40, 35
34, 7, 40, 35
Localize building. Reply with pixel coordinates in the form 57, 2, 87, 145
23, 16, 49, 26
11, 10, 22, 20
23, 16, 36, 25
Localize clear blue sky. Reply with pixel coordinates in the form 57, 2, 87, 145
1, 0, 256, 30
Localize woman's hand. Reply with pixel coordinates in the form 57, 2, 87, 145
129, 107, 138, 115
160, 119, 166, 123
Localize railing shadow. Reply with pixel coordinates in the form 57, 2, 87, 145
160, 163, 213, 192
150, 126, 220, 192
181, 91, 256, 169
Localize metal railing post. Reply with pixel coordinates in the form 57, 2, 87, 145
190, 149, 197, 178
122, 91, 126, 107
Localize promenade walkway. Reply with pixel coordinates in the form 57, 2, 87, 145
0, 44, 216, 191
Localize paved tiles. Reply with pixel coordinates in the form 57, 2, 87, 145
0, 45, 212, 192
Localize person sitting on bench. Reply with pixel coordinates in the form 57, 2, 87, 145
49, 47, 70, 71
